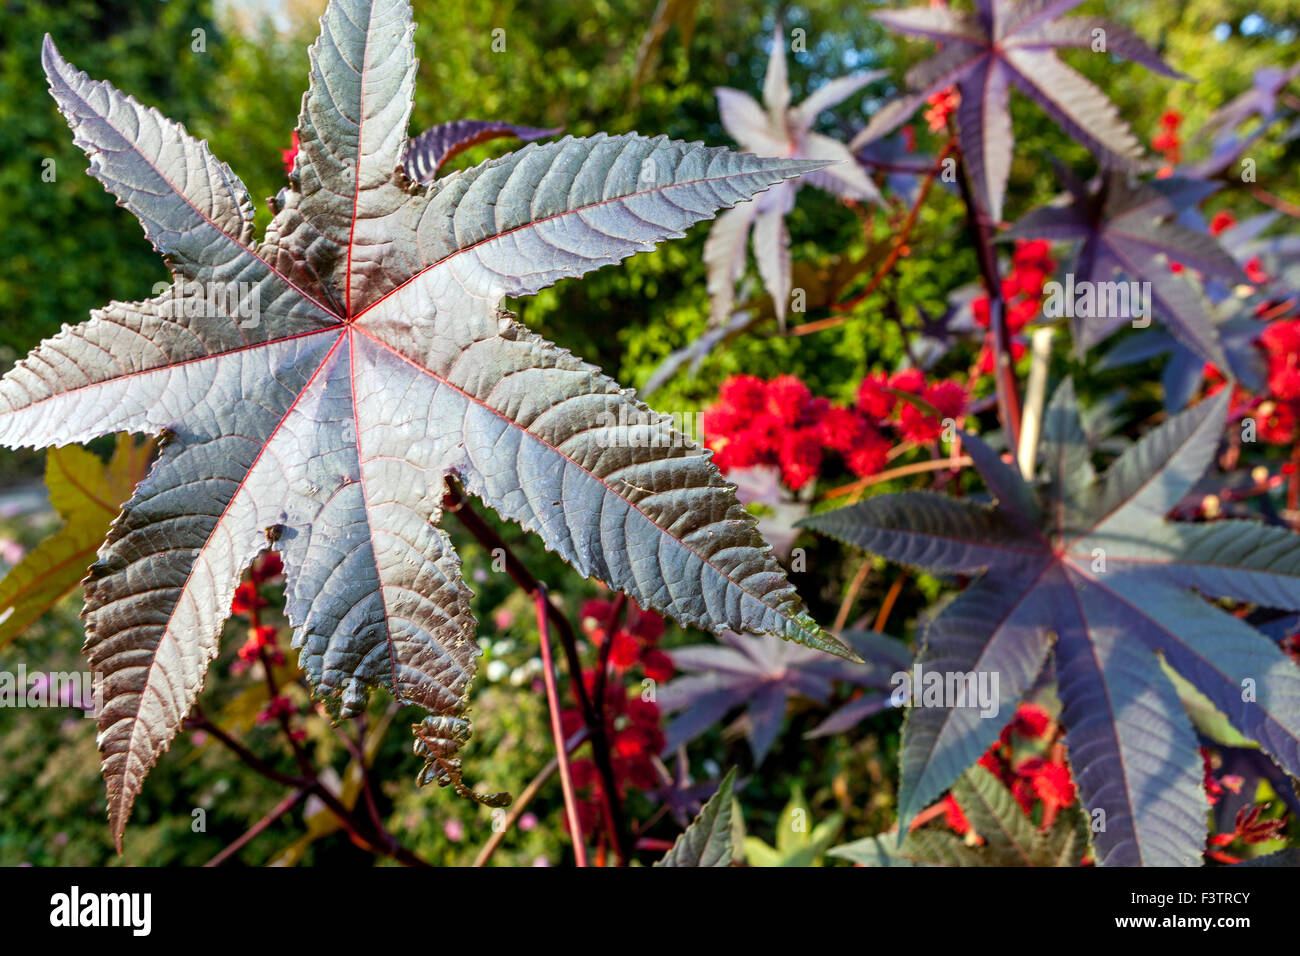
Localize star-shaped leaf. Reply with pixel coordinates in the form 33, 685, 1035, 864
659, 629, 910, 762
707, 25, 885, 328
2, 0, 840, 847
801, 380, 1300, 865
1004, 172, 1249, 365
853, 0, 1182, 221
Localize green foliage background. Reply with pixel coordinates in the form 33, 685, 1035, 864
0, 0, 1297, 865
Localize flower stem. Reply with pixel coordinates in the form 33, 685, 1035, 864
535, 587, 589, 867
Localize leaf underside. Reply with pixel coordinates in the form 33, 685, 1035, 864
5, 0, 838, 847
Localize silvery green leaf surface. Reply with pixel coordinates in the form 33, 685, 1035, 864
4, 0, 837, 847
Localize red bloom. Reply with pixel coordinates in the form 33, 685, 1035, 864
1209, 210, 1237, 237
845, 426, 892, 478
899, 380, 968, 444
942, 794, 971, 835
856, 371, 896, 419
976, 339, 1028, 376
608, 630, 641, 669
1244, 256, 1267, 285
1012, 239, 1053, 267
1007, 297, 1040, 332
1016, 757, 1076, 827
256, 694, 294, 724
779, 428, 824, 490
1258, 402, 1297, 445
924, 87, 960, 132
282, 131, 300, 175
641, 649, 674, 683
625, 697, 660, 728
1006, 703, 1052, 740
251, 551, 283, 583
766, 375, 814, 426
889, 368, 926, 397
718, 374, 768, 416
231, 581, 266, 615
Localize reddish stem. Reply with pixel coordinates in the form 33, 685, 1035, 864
535, 587, 589, 867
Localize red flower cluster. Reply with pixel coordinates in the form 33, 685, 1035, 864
562, 688, 666, 837
935, 703, 1080, 839
971, 239, 1055, 375
230, 552, 285, 674
556, 598, 673, 839
1153, 109, 1182, 176
238, 624, 283, 666
256, 694, 295, 725
579, 598, 672, 683
1205, 318, 1300, 445
282, 131, 300, 175
857, 368, 968, 444
924, 87, 960, 133
703, 372, 968, 490
1207, 804, 1288, 864
1200, 746, 1247, 806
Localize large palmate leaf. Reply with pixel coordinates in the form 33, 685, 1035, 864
854, 0, 1181, 221
707, 26, 884, 329
4, 0, 838, 846
801, 380, 1300, 866
1004, 173, 1249, 365
830, 765, 1089, 867
659, 629, 911, 763
0, 436, 153, 649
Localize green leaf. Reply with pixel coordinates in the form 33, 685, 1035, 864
656, 768, 737, 867
830, 766, 1090, 867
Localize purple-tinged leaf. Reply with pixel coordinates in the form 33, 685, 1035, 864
801, 380, 1300, 864
1008, 18, 1186, 80
866, 0, 1175, 218
661, 629, 910, 762
957, 61, 1014, 221
873, 6, 984, 42
1004, 174, 1247, 364
404, 119, 561, 184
